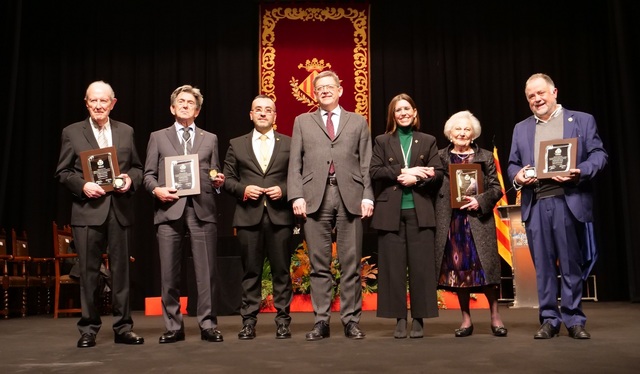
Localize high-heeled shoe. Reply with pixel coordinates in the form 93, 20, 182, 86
454, 324, 474, 337
491, 325, 508, 337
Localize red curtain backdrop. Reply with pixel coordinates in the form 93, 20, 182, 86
259, 2, 370, 136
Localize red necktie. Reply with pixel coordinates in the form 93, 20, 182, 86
326, 112, 335, 175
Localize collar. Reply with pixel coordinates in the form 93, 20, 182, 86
253, 128, 275, 141
90, 118, 111, 130
174, 123, 195, 132
321, 107, 341, 117
535, 104, 563, 123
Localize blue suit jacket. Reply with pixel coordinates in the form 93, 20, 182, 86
507, 108, 607, 223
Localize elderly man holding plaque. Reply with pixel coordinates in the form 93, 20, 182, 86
144, 85, 226, 344
435, 110, 507, 338
55, 80, 144, 348
508, 73, 608, 340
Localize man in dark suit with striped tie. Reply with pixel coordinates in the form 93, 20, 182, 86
144, 85, 226, 344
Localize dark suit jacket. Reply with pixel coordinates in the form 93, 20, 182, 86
55, 118, 143, 226
507, 108, 608, 222
287, 107, 374, 215
143, 125, 221, 224
369, 131, 444, 231
223, 131, 294, 227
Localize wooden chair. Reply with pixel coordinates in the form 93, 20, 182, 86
52, 221, 133, 318
0, 228, 12, 318
12, 229, 53, 315
2, 229, 41, 318
52, 221, 81, 318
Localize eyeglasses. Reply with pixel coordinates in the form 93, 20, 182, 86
314, 84, 339, 93
252, 108, 275, 115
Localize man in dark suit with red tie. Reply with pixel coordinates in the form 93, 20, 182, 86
55, 80, 144, 348
144, 85, 226, 344
223, 95, 294, 340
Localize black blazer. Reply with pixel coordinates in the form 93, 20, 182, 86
369, 131, 444, 231
223, 131, 294, 227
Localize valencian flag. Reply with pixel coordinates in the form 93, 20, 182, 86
493, 146, 513, 267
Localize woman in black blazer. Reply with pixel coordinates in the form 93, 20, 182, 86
370, 93, 444, 338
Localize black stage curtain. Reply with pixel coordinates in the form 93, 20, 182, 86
1, 0, 638, 309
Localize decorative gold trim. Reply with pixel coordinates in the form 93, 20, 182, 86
260, 6, 370, 121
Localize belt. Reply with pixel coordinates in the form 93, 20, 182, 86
327, 176, 337, 186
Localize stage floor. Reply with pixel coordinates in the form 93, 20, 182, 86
1, 301, 638, 373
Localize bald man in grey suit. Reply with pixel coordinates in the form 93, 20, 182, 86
287, 70, 374, 341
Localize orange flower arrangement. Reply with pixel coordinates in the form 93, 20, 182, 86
261, 240, 378, 309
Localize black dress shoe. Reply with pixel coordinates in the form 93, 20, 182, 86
568, 325, 591, 339
201, 328, 224, 342
344, 322, 365, 339
276, 323, 291, 339
77, 333, 96, 348
534, 322, 560, 339
158, 330, 185, 344
491, 325, 508, 337
305, 321, 330, 341
115, 331, 145, 345
238, 324, 256, 340
454, 324, 474, 337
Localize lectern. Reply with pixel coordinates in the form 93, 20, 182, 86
498, 205, 538, 308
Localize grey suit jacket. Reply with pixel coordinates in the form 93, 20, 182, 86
55, 118, 143, 226
287, 107, 373, 215
143, 125, 221, 225
223, 131, 294, 227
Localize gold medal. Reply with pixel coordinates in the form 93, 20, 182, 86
209, 169, 218, 180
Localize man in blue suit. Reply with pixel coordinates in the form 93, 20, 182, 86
508, 73, 607, 340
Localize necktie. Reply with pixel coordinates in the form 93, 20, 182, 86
326, 112, 335, 175
259, 134, 269, 172
182, 128, 192, 155
97, 126, 108, 148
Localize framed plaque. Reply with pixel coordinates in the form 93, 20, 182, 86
449, 163, 484, 209
165, 154, 200, 196
536, 138, 577, 179
80, 146, 120, 192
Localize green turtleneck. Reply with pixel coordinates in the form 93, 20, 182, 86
398, 126, 415, 210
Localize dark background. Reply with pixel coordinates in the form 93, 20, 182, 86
1, 0, 638, 310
